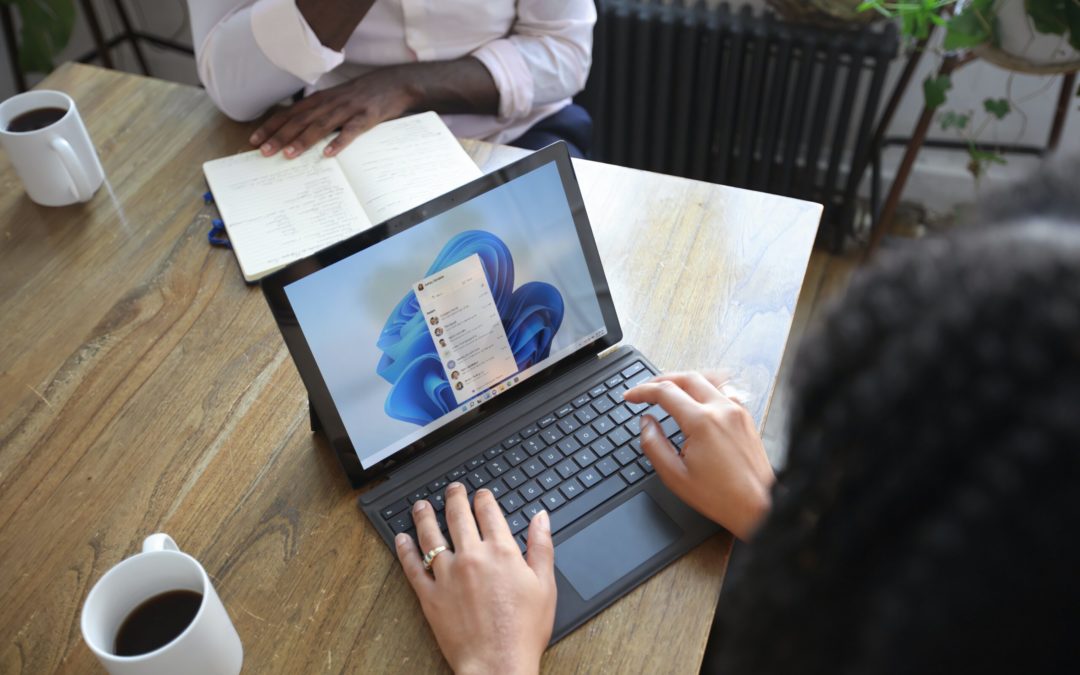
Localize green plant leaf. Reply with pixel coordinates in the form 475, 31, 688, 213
940, 110, 970, 130
1026, 0, 1068, 35
7, 0, 76, 74
983, 97, 1011, 119
924, 75, 953, 108
945, 0, 997, 50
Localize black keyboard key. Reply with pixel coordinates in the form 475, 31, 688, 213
639, 456, 654, 473
522, 436, 546, 456
559, 478, 584, 499
503, 448, 527, 466
555, 458, 579, 480
621, 361, 645, 379
647, 404, 671, 423
484, 446, 502, 460
446, 467, 467, 481
556, 436, 581, 456
661, 416, 680, 438
630, 437, 643, 455
574, 407, 597, 424
542, 490, 567, 511
522, 424, 540, 438
590, 437, 615, 457
539, 427, 563, 445
608, 427, 633, 447
389, 513, 412, 534
626, 400, 649, 413
486, 459, 509, 477
538, 414, 557, 428
487, 478, 508, 498
523, 501, 545, 520
620, 464, 645, 484
522, 457, 545, 478
608, 405, 632, 424
670, 432, 686, 450
466, 456, 485, 470
502, 433, 522, 449
556, 417, 580, 435
588, 384, 607, 398
625, 370, 652, 388
578, 466, 602, 487
597, 457, 620, 476
613, 446, 637, 466
380, 499, 409, 520
539, 447, 561, 467
605, 374, 624, 388
537, 469, 561, 491
555, 402, 575, 418
573, 448, 598, 468
504, 468, 526, 488
506, 512, 528, 535
430, 492, 446, 511
574, 425, 598, 445
427, 477, 449, 493
500, 491, 525, 512
592, 415, 615, 434
592, 397, 615, 414
519, 480, 543, 501
435, 511, 448, 532
608, 390, 627, 406
627, 416, 641, 436
572, 393, 591, 408
467, 471, 488, 489
549, 476, 628, 534
408, 488, 430, 504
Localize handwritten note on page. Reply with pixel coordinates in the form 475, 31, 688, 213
203, 141, 372, 281
336, 112, 483, 225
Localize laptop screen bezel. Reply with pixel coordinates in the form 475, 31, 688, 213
260, 142, 622, 487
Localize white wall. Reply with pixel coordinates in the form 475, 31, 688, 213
2, 0, 1076, 212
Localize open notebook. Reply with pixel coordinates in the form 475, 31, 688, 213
203, 112, 483, 282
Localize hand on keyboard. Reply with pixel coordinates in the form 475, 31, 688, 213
624, 371, 775, 541
395, 482, 556, 675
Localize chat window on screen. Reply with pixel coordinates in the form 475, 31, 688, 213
414, 254, 518, 404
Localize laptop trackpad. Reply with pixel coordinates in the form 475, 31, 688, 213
555, 492, 683, 601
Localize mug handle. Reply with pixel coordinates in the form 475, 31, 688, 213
49, 137, 95, 202
143, 533, 180, 553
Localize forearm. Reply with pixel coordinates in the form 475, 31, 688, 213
391, 58, 500, 117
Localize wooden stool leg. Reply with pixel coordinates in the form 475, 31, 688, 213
864, 53, 974, 262
111, 0, 151, 75
79, 0, 114, 69
1047, 71, 1077, 152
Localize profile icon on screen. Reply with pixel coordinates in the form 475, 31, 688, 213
429, 316, 439, 326
450, 370, 460, 380
455, 381, 464, 391
416, 282, 425, 292
447, 360, 456, 369
434, 327, 444, 337
439, 338, 447, 348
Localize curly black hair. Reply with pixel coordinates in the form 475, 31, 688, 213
710, 220, 1080, 674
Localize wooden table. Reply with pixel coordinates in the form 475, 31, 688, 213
0, 64, 820, 674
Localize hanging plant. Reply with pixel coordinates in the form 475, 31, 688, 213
1, 0, 77, 74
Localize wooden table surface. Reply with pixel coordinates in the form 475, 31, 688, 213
0, 63, 820, 674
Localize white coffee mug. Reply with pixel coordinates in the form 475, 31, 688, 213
0, 89, 105, 206
80, 533, 243, 675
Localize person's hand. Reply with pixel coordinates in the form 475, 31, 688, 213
249, 67, 416, 159
624, 371, 775, 540
395, 483, 556, 675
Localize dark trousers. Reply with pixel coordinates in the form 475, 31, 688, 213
509, 103, 593, 159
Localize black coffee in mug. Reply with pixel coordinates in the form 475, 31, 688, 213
114, 589, 203, 656
6, 106, 67, 133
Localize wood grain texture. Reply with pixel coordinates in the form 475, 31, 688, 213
0, 64, 820, 674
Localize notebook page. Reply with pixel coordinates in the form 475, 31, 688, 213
203, 140, 372, 281
336, 112, 483, 225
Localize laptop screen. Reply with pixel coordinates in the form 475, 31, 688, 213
280, 159, 609, 470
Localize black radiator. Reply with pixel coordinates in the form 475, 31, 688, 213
578, 1, 899, 249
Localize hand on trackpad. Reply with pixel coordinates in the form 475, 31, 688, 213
555, 493, 683, 601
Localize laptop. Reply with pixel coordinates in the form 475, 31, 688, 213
260, 142, 719, 642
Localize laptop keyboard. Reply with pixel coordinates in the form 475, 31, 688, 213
377, 360, 686, 552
